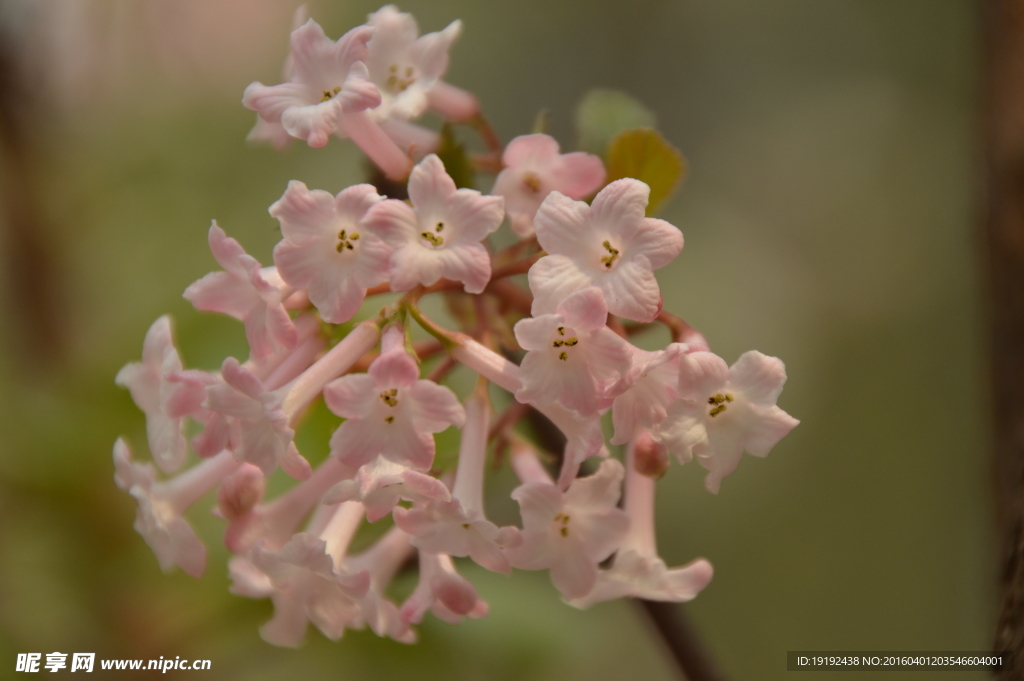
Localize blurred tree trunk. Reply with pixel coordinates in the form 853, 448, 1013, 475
986, 0, 1024, 676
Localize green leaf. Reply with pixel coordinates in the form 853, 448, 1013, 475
435, 123, 475, 189
574, 89, 656, 157
605, 128, 686, 215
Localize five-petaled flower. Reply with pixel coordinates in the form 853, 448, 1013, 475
514, 287, 633, 417
271, 181, 389, 324
362, 154, 505, 293
529, 178, 684, 323
184, 223, 298, 359
656, 350, 800, 493
243, 20, 380, 148
325, 326, 465, 470
492, 133, 605, 237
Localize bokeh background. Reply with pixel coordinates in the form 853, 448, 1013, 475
0, 0, 987, 679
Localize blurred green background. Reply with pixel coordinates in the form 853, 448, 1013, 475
0, 0, 988, 679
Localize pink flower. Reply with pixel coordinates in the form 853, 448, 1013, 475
514, 287, 632, 417
115, 316, 206, 472
362, 154, 504, 293
204, 357, 312, 480
529, 179, 684, 322
364, 6, 462, 122
609, 343, 687, 445
492, 134, 605, 237
113, 439, 240, 578
184, 223, 297, 359
325, 325, 465, 470
270, 181, 389, 324
325, 456, 451, 522
449, 336, 609, 487
508, 458, 630, 600
568, 434, 713, 607
246, 5, 310, 149
656, 350, 799, 493
242, 20, 380, 148
394, 388, 521, 574
248, 502, 371, 646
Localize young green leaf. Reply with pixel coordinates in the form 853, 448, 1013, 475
605, 128, 686, 215
574, 89, 656, 156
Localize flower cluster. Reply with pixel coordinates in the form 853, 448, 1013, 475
114, 6, 798, 647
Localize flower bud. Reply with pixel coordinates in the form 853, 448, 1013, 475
633, 431, 669, 480
217, 464, 265, 520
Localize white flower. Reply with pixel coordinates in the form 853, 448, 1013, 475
656, 350, 799, 493
529, 179, 683, 322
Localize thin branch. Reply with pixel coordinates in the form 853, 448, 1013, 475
635, 600, 727, 681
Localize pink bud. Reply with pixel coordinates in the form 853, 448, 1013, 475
633, 431, 670, 480
218, 464, 265, 520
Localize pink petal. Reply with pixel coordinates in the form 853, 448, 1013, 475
362, 199, 419, 248
323, 374, 377, 419
242, 81, 309, 123
677, 351, 729, 401
630, 217, 683, 269
599, 254, 662, 322
513, 314, 560, 352
534, 191, 591, 256
369, 349, 420, 389
728, 351, 789, 405
553, 152, 606, 199
527, 254, 593, 316
556, 287, 608, 333
590, 179, 649, 236
742, 404, 800, 458
549, 544, 599, 601
409, 380, 466, 430
511, 482, 563, 529
407, 154, 457, 212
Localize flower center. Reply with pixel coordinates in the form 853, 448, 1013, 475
385, 64, 417, 93
599, 240, 621, 269
522, 172, 542, 194
551, 325, 578, 361
554, 512, 571, 537
336, 228, 360, 253
420, 220, 446, 248
320, 86, 342, 102
707, 393, 734, 418
380, 389, 399, 423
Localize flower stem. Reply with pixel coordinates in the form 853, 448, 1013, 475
635, 600, 727, 681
